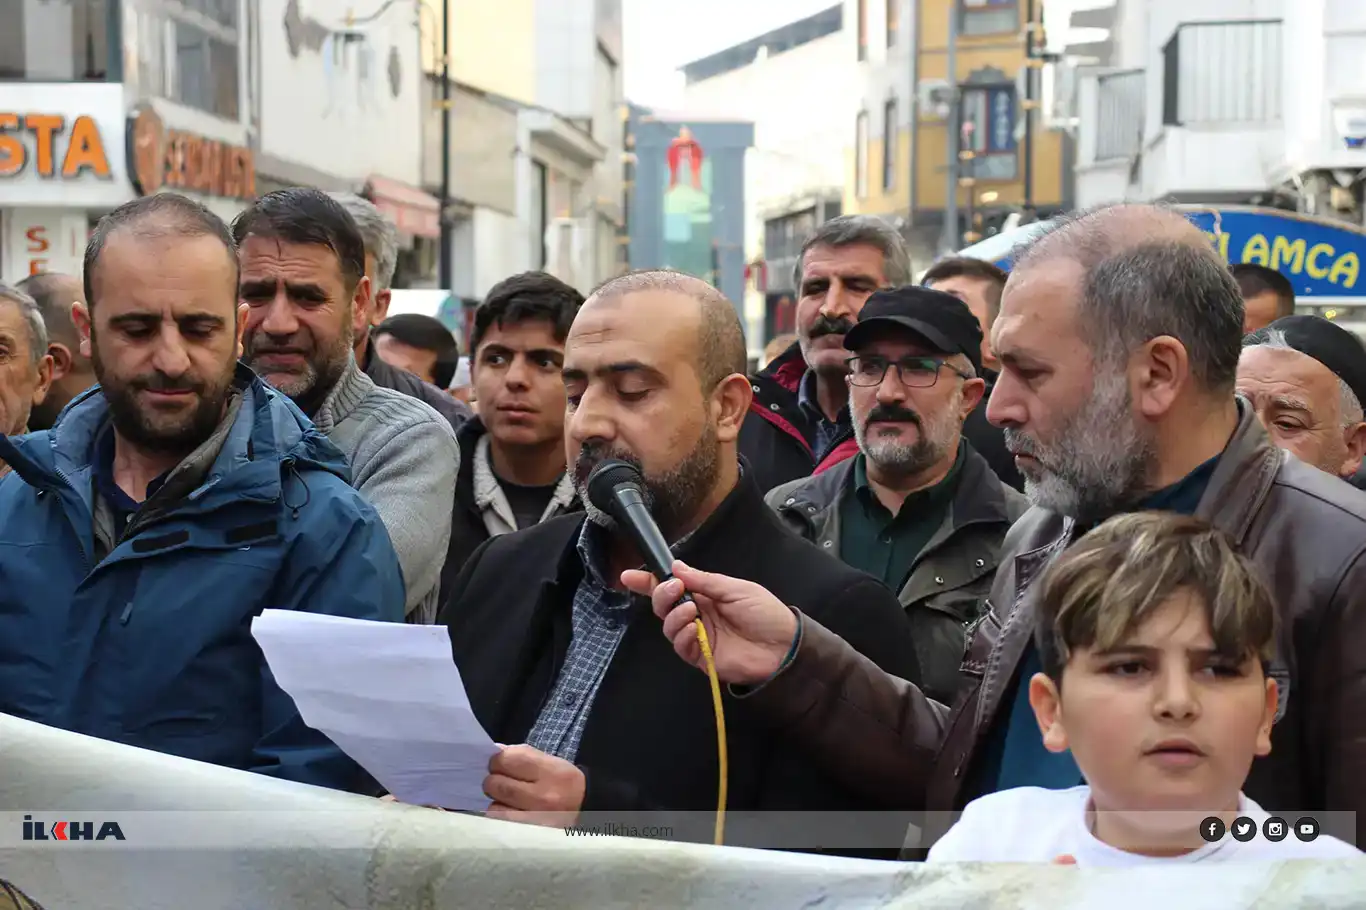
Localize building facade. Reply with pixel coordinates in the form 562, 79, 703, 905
678, 5, 854, 355
624, 105, 754, 313
1071, 0, 1366, 239
420, 0, 626, 305
845, 0, 1069, 265
1, 0, 258, 281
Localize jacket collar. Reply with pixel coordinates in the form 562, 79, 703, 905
759, 341, 808, 394
472, 432, 578, 518
1194, 397, 1282, 545
781, 440, 1018, 533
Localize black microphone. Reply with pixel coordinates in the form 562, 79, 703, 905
585, 458, 680, 585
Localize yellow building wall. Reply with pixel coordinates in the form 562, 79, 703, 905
420, 0, 538, 104
847, 0, 1065, 220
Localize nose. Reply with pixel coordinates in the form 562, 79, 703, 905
567, 384, 617, 446
1153, 666, 1201, 723
151, 324, 192, 378
257, 292, 300, 339
985, 370, 1026, 428
875, 368, 908, 405
818, 280, 858, 321
504, 353, 532, 390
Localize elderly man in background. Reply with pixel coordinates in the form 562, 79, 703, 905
15, 272, 93, 431
740, 215, 912, 492
0, 285, 53, 478
327, 192, 471, 430
235, 188, 459, 623
1239, 314, 1366, 480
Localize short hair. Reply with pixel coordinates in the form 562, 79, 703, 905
472, 271, 584, 357
793, 215, 912, 289
15, 272, 82, 348
84, 192, 238, 309
1013, 204, 1245, 392
1034, 512, 1276, 684
0, 284, 48, 366
589, 269, 747, 391
231, 188, 366, 294
1244, 327, 1365, 426
1231, 263, 1296, 319
921, 256, 1009, 323
374, 313, 460, 388
327, 192, 400, 292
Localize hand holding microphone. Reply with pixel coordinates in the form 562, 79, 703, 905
586, 458, 798, 686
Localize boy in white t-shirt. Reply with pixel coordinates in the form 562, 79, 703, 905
929, 512, 1359, 866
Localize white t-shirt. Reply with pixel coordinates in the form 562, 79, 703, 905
928, 785, 1360, 866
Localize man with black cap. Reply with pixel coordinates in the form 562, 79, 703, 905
765, 287, 1028, 704
1239, 314, 1366, 482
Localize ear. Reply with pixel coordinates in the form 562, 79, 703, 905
959, 376, 986, 419
1028, 671, 1070, 754
710, 373, 754, 444
46, 342, 74, 382
1339, 422, 1366, 478
1133, 335, 1189, 420
234, 302, 249, 361
71, 302, 93, 359
31, 352, 54, 405
373, 288, 392, 325
1255, 673, 1277, 758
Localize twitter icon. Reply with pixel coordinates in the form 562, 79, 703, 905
1231, 816, 1257, 842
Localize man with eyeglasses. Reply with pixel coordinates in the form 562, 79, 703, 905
766, 287, 1027, 704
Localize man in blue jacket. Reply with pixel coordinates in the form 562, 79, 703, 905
0, 192, 405, 791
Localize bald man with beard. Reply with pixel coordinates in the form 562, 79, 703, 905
622, 204, 1366, 847
16, 272, 96, 430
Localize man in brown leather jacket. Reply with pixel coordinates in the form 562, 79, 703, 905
624, 204, 1366, 842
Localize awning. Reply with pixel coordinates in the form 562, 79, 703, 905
364, 175, 441, 239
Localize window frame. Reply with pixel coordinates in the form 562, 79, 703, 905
855, 109, 869, 198
882, 97, 897, 192
958, 0, 1020, 38
857, 0, 868, 61
886, 0, 899, 48
958, 83, 1019, 181
164, 0, 241, 121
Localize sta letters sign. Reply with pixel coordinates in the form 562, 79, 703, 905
0, 83, 130, 208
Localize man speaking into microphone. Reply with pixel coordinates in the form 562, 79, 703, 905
438, 270, 920, 851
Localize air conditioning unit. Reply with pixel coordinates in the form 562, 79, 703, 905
918, 79, 953, 120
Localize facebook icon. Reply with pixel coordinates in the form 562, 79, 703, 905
1199, 816, 1227, 842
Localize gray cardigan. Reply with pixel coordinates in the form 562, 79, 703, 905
312, 358, 459, 622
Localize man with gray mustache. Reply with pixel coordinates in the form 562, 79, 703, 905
765, 287, 1026, 704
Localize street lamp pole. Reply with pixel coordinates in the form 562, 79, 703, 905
438, 0, 453, 290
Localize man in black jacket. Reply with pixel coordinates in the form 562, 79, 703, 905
328, 192, 471, 430
439, 272, 584, 600
440, 269, 921, 851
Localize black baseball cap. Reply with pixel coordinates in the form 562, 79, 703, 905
1244, 315, 1366, 408
843, 285, 985, 375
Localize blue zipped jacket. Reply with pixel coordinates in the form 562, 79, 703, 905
0, 366, 405, 790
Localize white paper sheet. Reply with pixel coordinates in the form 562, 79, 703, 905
251, 610, 497, 811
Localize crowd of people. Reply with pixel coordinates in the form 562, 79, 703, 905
2, 191, 1365, 870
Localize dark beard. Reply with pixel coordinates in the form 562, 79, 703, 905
93, 345, 235, 457
573, 423, 721, 541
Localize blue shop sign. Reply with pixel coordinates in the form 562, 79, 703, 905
958, 206, 1366, 299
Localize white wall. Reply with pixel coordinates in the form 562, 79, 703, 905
257, 0, 423, 185
535, 0, 597, 119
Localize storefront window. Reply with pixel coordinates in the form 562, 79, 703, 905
0, 0, 109, 80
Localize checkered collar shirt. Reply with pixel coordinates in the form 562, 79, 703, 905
523, 517, 635, 763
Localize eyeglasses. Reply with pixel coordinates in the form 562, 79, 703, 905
845, 355, 972, 388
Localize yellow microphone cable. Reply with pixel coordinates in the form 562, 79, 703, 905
693, 615, 728, 846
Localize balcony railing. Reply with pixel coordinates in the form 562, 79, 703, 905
1094, 69, 1145, 160
1162, 20, 1282, 127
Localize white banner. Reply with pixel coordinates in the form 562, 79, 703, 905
0, 714, 1361, 909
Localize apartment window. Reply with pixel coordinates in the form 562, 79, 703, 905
882, 99, 897, 191
960, 85, 1018, 180
886, 0, 899, 48
0, 0, 109, 80
960, 0, 1019, 37
855, 111, 869, 198
857, 0, 868, 61
167, 1, 240, 120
